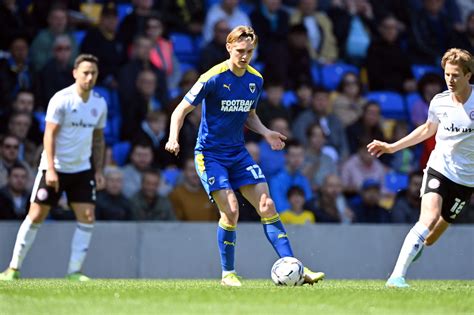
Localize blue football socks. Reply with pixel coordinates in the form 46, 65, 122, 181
262, 214, 294, 258
217, 221, 237, 272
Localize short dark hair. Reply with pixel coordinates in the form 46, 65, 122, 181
8, 162, 27, 177
74, 54, 99, 69
287, 185, 305, 198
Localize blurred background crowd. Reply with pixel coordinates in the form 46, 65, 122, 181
0, 0, 473, 224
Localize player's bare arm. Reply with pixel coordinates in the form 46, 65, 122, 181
367, 121, 438, 157
92, 128, 106, 190
245, 110, 287, 150
166, 100, 195, 156
44, 121, 61, 192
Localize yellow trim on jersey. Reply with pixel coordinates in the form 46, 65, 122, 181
261, 214, 280, 224
199, 61, 229, 83
195, 153, 205, 175
246, 64, 263, 79
219, 221, 237, 231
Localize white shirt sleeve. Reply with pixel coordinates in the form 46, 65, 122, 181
427, 99, 440, 124
45, 94, 65, 125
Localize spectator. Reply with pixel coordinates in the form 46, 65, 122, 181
285, 24, 313, 90
117, 0, 155, 49
345, 101, 385, 155
202, 0, 251, 44
289, 0, 338, 63
269, 140, 312, 212
449, 11, 474, 64
302, 123, 338, 192
410, 73, 445, 127
118, 35, 168, 111
389, 121, 417, 174
289, 82, 313, 121
328, 0, 376, 65
121, 69, 162, 141
250, 0, 290, 82
305, 173, 353, 223
408, 0, 456, 64
366, 14, 416, 93
0, 163, 30, 220
199, 19, 230, 73
145, 14, 182, 89
130, 169, 175, 221
169, 158, 219, 221
0, 135, 32, 188
350, 178, 391, 223
390, 171, 423, 223
29, 5, 78, 72
256, 80, 290, 127
37, 35, 74, 107
0, 0, 33, 50
0, 36, 33, 107
157, 0, 204, 35
293, 86, 349, 161
331, 72, 366, 127
341, 138, 387, 196
80, 2, 126, 89
121, 142, 154, 198
280, 186, 315, 225
166, 69, 200, 114
95, 167, 132, 221
7, 112, 38, 167
0, 90, 42, 145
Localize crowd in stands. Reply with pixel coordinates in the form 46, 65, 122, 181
0, 0, 473, 224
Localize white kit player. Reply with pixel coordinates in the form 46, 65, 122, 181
0, 54, 107, 281
367, 48, 474, 288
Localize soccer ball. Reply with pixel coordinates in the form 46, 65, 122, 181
271, 257, 305, 286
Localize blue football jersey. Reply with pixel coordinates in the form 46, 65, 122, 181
184, 61, 263, 153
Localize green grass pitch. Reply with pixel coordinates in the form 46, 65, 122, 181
1, 279, 473, 315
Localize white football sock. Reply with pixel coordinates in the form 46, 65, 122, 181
222, 270, 236, 277
390, 222, 429, 278
9, 216, 41, 270
67, 222, 94, 274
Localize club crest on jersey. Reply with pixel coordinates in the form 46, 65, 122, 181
470, 111, 474, 120
208, 177, 215, 185
249, 83, 256, 93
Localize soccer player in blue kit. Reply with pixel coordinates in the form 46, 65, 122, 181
165, 26, 325, 286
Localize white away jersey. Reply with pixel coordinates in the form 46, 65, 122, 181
39, 84, 107, 173
426, 85, 474, 187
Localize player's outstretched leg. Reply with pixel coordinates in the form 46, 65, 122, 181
0, 215, 42, 281
386, 222, 429, 288
259, 194, 325, 285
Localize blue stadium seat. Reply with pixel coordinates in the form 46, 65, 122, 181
34, 111, 46, 132
179, 62, 197, 74
320, 63, 359, 90
282, 90, 297, 108
112, 141, 131, 166
117, 3, 133, 24
161, 168, 182, 187
385, 172, 409, 194
251, 61, 265, 73
73, 30, 86, 46
405, 92, 423, 114
170, 32, 199, 65
411, 64, 443, 81
311, 62, 321, 85
205, 0, 221, 9
94, 86, 121, 119
365, 91, 407, 120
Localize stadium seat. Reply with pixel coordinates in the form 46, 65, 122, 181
179, 62, 197, 75
73, 30, 86, 46
405, 92, 423, 114
170, 32, 199, 65
112, 141, 131, 166
385, 172, 409, 194
117, 3, 133, 24
251, 61, 265, 73
94, 86, 121, 119
205, 0, 221, 9
104, 116, 121, 145
34, 111, 46, 132
310, 62, 321, 85
320, 63, 359, 90
161, 168, 182, 187
282, 90, 297, 108
411, 64, 443, 81
365, 91, 407, 120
